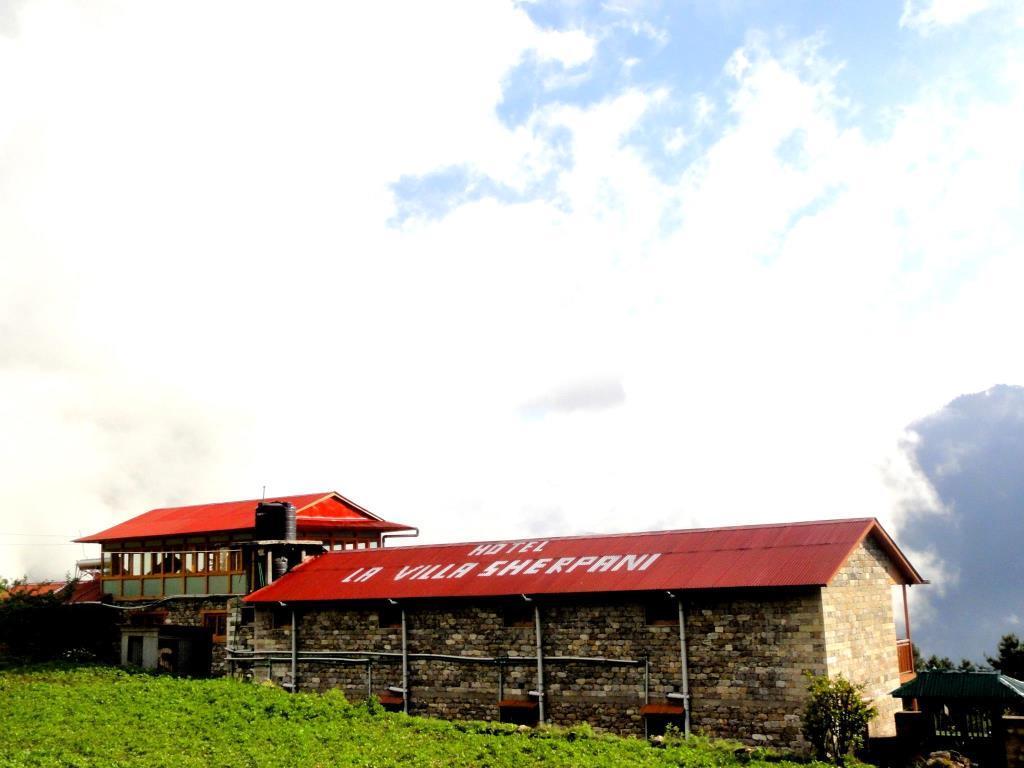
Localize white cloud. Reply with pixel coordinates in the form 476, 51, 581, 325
900, 0, 995, 32
1, 1, 1023, 603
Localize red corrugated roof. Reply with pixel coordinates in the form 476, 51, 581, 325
75, 492, 413, 543
68, 579, 103, 603
1, 579, 104, 603
1, 581, 69, 599
246, 517, 924, 604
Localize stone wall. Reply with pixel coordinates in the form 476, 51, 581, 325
242, 589, 828, 750
161, 596, 231, 675
820, 536, 903, 737
685, 589, 826, 748
116, 595, 232, 675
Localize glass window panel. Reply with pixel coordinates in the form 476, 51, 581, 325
208, 575, 229, 594
165, 553, 183, 575
103, 578, 121, 597
143, 578, 163, 597
163, 577, 184, 596
123, 579, 141, 597
185, 576, 206, 594
230, 574, 247, 594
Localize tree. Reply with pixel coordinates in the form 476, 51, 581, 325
986, 634, 1024, 680
801, 674, 877, 766
920, 653, 978, 672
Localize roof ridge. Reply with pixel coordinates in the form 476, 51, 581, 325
333, 517, 879, 553
145, 492, 333, 514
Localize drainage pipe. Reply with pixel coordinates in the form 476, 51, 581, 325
290, 607, 298, 693
381, 528, 420, 547
644, 655, 651, 740
401, 606, 409, 714
677, 596, 691, 737
534, 602, 545, 725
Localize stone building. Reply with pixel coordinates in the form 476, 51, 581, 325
74, 492, 415, 675
238, 518, 924, 749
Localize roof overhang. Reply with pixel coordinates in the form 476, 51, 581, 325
75, 491, 414, 544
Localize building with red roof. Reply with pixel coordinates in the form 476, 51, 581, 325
233, 517, 924, 749
73, 493, 924, 749
74, 491, 415, 676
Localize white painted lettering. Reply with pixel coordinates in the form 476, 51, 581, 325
415, 565, 441, 580
518, 541, 535, 554
430, 564, 454, 579
524, 558, 551, 575
468, 545, 489, 557
355, 567, 382, 582
450, 562, 478, 578
534, 540, 548, 552
567, 556, 597, 573
588, 555, 620, 573
479, 560, 508, 577
638, 553, 661, 570
484, 544, 505, 555
546, 557, 575, 574
611, 555, 643, 572
395, 565, 425, 581
498, 559, 532, 576
342, 568, 363, 583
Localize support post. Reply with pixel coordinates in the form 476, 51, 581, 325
644, 655, 650, 705
290, 607, 297, 693
534, 602, 545, 725
644, 655, 650, 739
366, 660, 373, 700
401, 606, 409, 714
902, 584, 912, 643
677, 596, 691, 737
497, 659, 505, 704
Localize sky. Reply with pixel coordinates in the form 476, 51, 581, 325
901, 385, 1024, 660
1, 1, 1023, 657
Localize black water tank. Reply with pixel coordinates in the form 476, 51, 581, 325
255, 501, 297, 541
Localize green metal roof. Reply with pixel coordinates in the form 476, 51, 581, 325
891, 671, 1024, 700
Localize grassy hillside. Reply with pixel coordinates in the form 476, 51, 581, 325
0, 665, 837, 768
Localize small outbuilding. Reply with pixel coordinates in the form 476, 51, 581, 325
891, 671, 1024, 767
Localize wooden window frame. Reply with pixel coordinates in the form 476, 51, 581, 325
201, 610, 229, 644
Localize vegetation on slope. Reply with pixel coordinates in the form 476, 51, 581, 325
0, 665, 843, 768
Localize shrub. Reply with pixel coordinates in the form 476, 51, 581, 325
801, 673, 876, 765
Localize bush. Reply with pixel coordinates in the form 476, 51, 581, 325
0, 585, 119, 663
801, 673, 876, 765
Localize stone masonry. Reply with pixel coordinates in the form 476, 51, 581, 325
235, 537, 905, 751
241, 589, 829, 750
122, 596, 233, 675
821, 537, 904, 737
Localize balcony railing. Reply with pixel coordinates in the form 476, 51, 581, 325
897, 638, 915, 682
101, 549, 246, 599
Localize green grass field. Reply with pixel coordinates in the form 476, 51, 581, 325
0, 665, 840, 768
